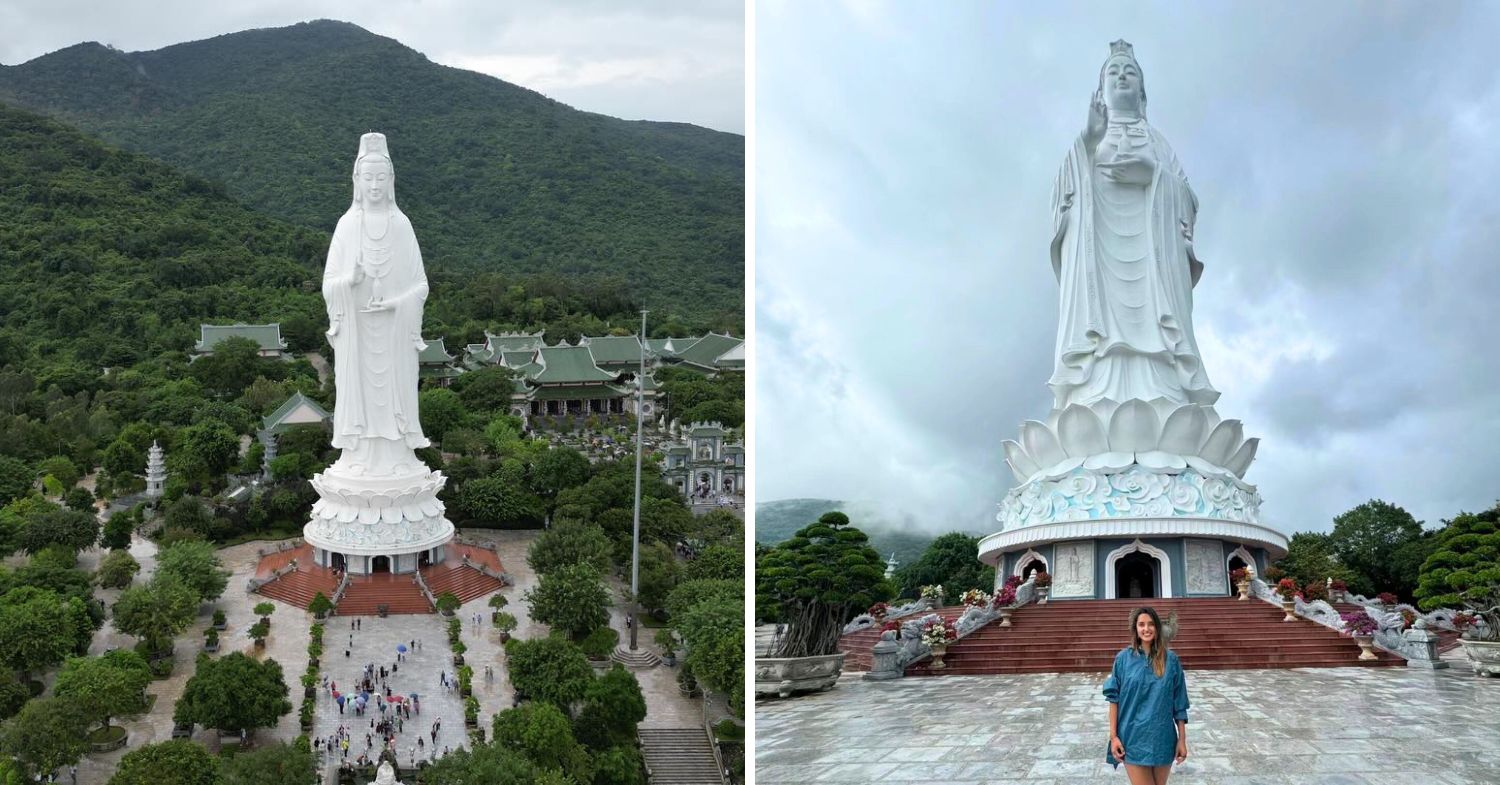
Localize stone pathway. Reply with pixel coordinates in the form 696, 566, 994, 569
755, 667, 1500, 784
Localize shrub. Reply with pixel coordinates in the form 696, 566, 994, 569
1264, 566, 1285, 582
1300, 581, 1328, 603
436, 592, 460, 614
308, 593, 333, 617
1277, 578, 1299, 601
1415, 505, 1500, 640
1340, 611, 1379, 636
580, 626, 620, 660
1377, 592, 1398, 606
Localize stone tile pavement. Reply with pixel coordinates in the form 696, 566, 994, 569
755, 666, 1500, 785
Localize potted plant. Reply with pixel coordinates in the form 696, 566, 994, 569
1033, 571, 1052, 604
203, 628, 220, 653
655, 628, 678, 665
920, 616, 958, 670
993, 586, 1018, 627
488, 593, 509, 624
250, 619, 269, 649
493, 612, 518, 642
301, 672, 318, 699
436, 592, 460, 617
754, 512, 893, 698
1263, 566, 1285, 583
1415, 505, 1500, 676
212, 609, 227, 631
677, 666, 701, 698
1277, 578, 1299, 621
457, 665, 473, 697
919, 584, 946, 608
1340, 610, 1380, 660
1376, 592, 1399, 607
1230, 567, 1250, 600
309, 592, 333, 620
452, 641, 467, 667
253, 602, 275, 628
464, 696, 479, 728
378, 603, 390, 618
959, 589, 990, 609
880, 620, 901, 639
867, 601, 890, 623
1300, 580, 1328, 604
1327, 579, 1347, 603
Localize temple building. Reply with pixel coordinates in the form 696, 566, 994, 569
660, 421, 745, 502
193, 323, 288, 358
257, 391, 331, 480
418, 338, 463, 386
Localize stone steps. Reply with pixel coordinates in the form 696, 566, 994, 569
611, 644, 663, 670
423, 564, 503, 605
639, 728, 723, 785
254, 568, 338, 609
337, 574, 432, 615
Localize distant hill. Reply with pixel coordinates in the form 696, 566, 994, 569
0, 20, 743, 328
755, 498, 988, 574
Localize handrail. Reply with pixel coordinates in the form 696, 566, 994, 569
331, 571, 352, 608
894, 577, 1039, 670
413, 570, 437, 609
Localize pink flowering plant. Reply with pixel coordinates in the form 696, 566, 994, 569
1340, 610, 1380, 637
1377, 592, 1398, 605
1033, 571, 1052, 589
919, 617, 958, 648
1230, 567, 1249, 584
868, 601, 890, 620
1277, 578, 1300, 601
881, 620, 901, 636
1330, 579, 1348, 592
992, 586, 1017, 608
1003, 575, 1024, 590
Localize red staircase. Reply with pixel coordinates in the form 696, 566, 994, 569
841, 598, 1405, 677
254, 568, 339, 609
423, 563, 504, 605
336, 573, 433, 616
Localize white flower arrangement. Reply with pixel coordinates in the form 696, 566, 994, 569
920, 618, 955, 648
919, 584, 945, 601
960, 589, 991, 607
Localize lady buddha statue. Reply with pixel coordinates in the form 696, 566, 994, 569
1047, 41, 1218, 411
322, 133, 431, 475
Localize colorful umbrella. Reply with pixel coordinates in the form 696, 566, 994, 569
397, 644, 407, 653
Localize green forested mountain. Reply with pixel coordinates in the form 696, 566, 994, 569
0, 20, 743, 328
754, 498, 979, 572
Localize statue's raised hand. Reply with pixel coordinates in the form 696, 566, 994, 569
1096, 153, 1155, 186
1085, 89, 1107, 150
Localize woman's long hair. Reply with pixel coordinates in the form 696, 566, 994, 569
1131, 606, 1168, 677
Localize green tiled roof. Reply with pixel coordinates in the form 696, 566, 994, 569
262, 391, 330, 431
196, 323, 286, 353
418, 338, 454, 364
675, 333, 743, 370
644, 338, 680, 358
501, 351, 537, 368
532, 347, 618, 384
584, 335, 646, 365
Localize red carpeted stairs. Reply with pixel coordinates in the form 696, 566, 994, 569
423, 563, 504, 605
254, 568, 339, 609
335, 573, 433, 615
843, 598, 1404, 676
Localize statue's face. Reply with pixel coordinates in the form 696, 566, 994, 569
1103, 55, 1142, 111
358, 159, 392, 205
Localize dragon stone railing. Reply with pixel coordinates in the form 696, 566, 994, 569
890, 578, 1041, 672
1250, 580, 1453, 666
841, 598, 933, 635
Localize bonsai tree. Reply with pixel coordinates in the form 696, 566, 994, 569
204, 628, 220, 651
755, 511, 893, 658
489, 593, 509, 621
308, 593, 333, 619
212, 609, 226, 629
493, 612, 518, 640
1416, 504, 1500, 640
249, 620, 269, 648
436, 592, 461, 616
174, 652, 291, 737
253, 602, 275, 626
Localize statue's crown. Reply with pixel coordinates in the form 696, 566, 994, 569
357, 132, 390, 161
1109, 39, 1135, 60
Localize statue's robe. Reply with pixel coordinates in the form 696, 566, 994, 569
322, 208, 431, 450
1048, 118, 1219, 410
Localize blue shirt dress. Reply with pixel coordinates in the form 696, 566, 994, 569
1102, 647, 1189, 768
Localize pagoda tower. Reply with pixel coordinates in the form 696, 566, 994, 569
145, 441, 166, 499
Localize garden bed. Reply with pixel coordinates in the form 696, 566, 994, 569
88, 725, 128, 752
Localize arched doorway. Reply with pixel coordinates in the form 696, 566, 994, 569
1022, 561, 1043, 581
1116, 552, 1158, 598
331, 552, 346, 572
418, 550, 431, 569
371, 555, 391, 573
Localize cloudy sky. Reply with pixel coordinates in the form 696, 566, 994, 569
0, 0, 743, 133
756, 1, 1500, 536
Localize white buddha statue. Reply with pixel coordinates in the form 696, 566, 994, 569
322, 133, 431, 475
374, 761, 401, 785
1047, 40, 1218, 411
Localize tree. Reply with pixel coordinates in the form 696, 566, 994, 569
679, 399, 743, 428
101, 509, 136, 550
892, 532, 994, 598
451, 367, 521, 415
0, 458, 31, 506
1273, 532, 1356, 590
591, 745, 646, 785
175, 420, 240, 484
155, 540, 229, 602
108, 739, 219, 785
36, 457, 79, 491
677, 593, 743, 708
163, 495, 214, 538
665, 579, 740, 622
218, 740, 317, 785
63, 487, 95, 513
0, 696, 91, 778
573, 665, 646, 749
505, 636, 594, 709
0, 672, 29, 721
636, 541, 680, 613
17, 506, 99, 554
490, 701, 591, 782
1328, 500, 1426, 599
174, 652, 291, 734
419, 741, 544, 785
0, 587, 90, 681
525, 563, 612, 639
188, 336, 283, 400
96, 549, 142, 589
102, 438, 146, 478
682, 544, 741, 582
455, 475, 545, 528
528, 520, 614, 576
420, 388, 469, 444
756, 512, 892, 658
1416, 503, 1500, 636
530, 447, 591, 505
52, 650, 153, 731
112, 577, 199, 653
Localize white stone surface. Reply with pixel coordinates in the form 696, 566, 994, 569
1052, 541, 1094, 598
305, 133, 453, 561
1185, 538, 1227, 595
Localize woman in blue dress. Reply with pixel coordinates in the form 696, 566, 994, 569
1103, 606, 1189, 783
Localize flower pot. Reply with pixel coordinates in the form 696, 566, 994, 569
1458, 639, 1500, 677
1236, 581, 1250, 601
1281, 600, 1296, 622
1351, 634, 1378, 660
754, 653, 846, 699
453, 654, 465, 667
254, 639, 266, 649
1037, 588, 1049, 605
929, 644, 948, 670
1000, 609, 1013, 628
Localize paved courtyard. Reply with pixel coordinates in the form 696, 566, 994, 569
755, 666, 1500, 785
